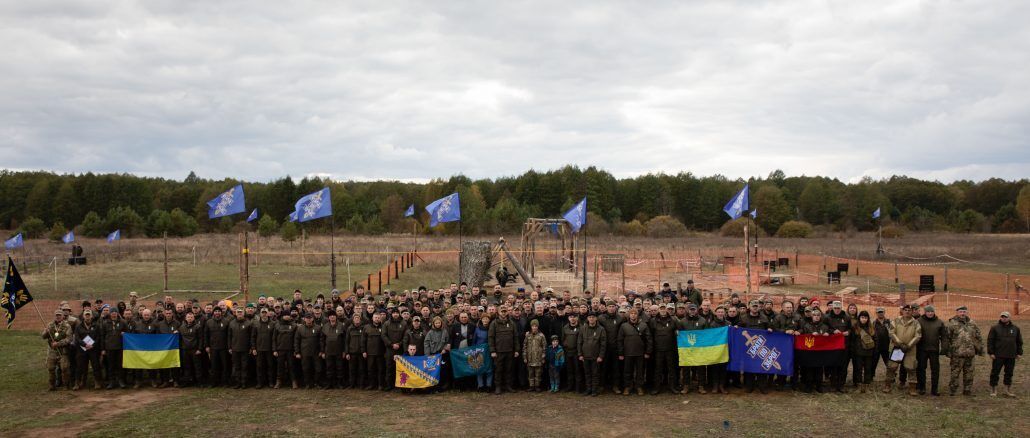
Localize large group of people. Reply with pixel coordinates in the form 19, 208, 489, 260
42, 280, 1023, 397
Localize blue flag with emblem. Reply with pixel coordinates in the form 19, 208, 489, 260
4, 233, 23, 250
207, 184, 246, 219
562, 197, 587, 233
2, 255, 33, 328
726, 327, 793, 376
450, 343, 494, 378
246, 208, 258, 223
426, 192, 460, 227
107, 230, 120, 243
404, 204, 415, 218
294, 187, 332, 223
62, 231, 75, 244
872, 208, 881, 219
723, 184, 749, 220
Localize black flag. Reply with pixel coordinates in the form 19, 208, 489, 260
2, 256, 33, 328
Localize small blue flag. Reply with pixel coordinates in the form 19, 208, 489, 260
723, 184, 749, 220
62, 231, 75, 244
562, 197, 587, 233
426, 192, 460, 227
246, 208, 258, 223
288, 210, 298, 222
294, 187, 332, 223
750, 209, 757, 219
872, 208, 881, 219
404, 204, 415, 218
107, 230, 120, 243
726, 327, 794, 376
207, 184, 246, 219
4, 233, 23, 250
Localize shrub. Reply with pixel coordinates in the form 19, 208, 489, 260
645, 215, 688, 238
48, 222, 68, 242
280, 221, 299, 242
79, 211, 105, 237
169, 208, 199, 237
615, 220, 645, 236
17, 216, 47, 238
257, 215, 278, 237
880, 225, 906, 238
775, 220, 814, 238
719, 218, 758, 237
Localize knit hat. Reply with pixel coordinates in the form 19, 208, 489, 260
923, 305, 935, 313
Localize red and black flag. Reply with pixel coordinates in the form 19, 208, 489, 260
2, 256, 33, 328
794, 333, 847, 367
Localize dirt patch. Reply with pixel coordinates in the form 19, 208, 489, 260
25, 389, 179, 438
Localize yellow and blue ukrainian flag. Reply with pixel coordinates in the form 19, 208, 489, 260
123, 333, 180, 369
677, 326, 729, 366
395, 354, 442, 388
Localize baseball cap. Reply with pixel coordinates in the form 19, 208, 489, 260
1000, 311, 1011, 318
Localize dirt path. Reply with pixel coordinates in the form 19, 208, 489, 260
24, 389, 181, 437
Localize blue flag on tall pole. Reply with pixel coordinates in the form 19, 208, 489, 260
4, 233, 23, 250
562, 197, 587, 233
246, 209, 259, 223
62, 231, 75, 244
107, 230, 120, 243
207, 184, 246, 219
872, 208, 881, 219
404, 204, 415, 218
750, 209, 757, 219
723, 184, 749, 220
726, 327, 794, 376
294, 187, 332, 223
426, 192, 460, 227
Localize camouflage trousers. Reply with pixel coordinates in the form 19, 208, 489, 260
949, 356, 974, 394
46, 352, 71, 386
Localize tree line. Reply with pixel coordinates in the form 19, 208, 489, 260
1, 167, 1028, 240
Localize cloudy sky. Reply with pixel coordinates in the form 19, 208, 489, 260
2, 1, 1028, 183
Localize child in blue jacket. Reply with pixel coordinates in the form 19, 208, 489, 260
546, 335, 565, 393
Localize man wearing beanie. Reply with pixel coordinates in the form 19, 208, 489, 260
917, 305, 948, 396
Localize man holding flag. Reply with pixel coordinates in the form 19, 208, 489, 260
42, 308, 74, 390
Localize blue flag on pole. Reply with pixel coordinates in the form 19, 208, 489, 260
107, 230, 120, 243
426, 192, 460, 227
62, 231, 75, 244
207, 184, 246, 219
726, 327, 794, 376
246, 209, 258, 223
723, 184, 749, 220
288, 211, 298, 222
450, 343, 494, 378
750, 209, 757, 219
4, 233, 23, 250
294, 187, 332, 223
562, 197, 587, 233
404, 204, 415, 218
872, 208, 881, 219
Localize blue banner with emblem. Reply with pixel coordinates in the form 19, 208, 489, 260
449, 343, 493, 378
726, 326, 793, 376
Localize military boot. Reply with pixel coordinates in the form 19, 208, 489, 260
63, 370, 72, 390
273, 379, 281, 389
698, 385, 707, 395
1004, 386, 1016, 398
636, 388, 644, 396
48, 372, 57, 391
882, 381, 892, 393
622, 388, 630, 395
94, 380, 103, 390
991, 386, 997, 397
908, 382, 918, 396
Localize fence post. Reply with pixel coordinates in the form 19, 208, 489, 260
367, 273, 372, 292
378, 270, 383, 294
163, 232, 169, 291
943, 265, 948, 292
395, 258, 400, 279
386, 263, 391, 286
894, 263, 899, 284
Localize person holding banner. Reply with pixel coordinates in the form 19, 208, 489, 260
650, 304, 679, 395
677, 303, 708, 395
738, 300, 772, 394
705, 307, 731, 394
800, 309, 830, 393
424, 316, 451, 392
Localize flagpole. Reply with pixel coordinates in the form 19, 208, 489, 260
458, 221, 463, 285
744, 222, 752, 300
331, 214, 337, 289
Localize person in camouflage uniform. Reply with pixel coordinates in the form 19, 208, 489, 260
945, 306, 984, 396
43, 309, 74, 390
522, 319, 546, 391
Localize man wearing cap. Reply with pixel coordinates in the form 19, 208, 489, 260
273, 312, 298, 389
72, 309, 102, 390
227, 307, 253, 389
678, 302, 709, 394
988, 311, 1022, 397
651, 303, 679, 395
824, 301, 852, 393
252, 308, 277, 389
294, 313, 322, 389
43, 309, 74, 390
738, 300, 773, 393
204, 307, 231, 387
886, 305, 922, 395
344, 314, 365, 389
488, 305, 520, 394
132, 309, 161, 388
945, 306, 983, 396
578, 313, 607, 396
872, 307, 892, 381
774, 300, 803, 390
598, 302, 623, 393
916, 305, 948, 395
382, 308, 407, 391
617, 308, 652, 395
560, 313, 583, 393
361, 313, 386, 390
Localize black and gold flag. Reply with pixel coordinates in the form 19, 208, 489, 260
1, 256, 33, 328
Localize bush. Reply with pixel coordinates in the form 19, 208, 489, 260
280, 221, 299, 242
169, 208, 199, 237
775, 220, 814, 238
105, 206, 144, 237
582, 212, 610, 237
80, 211, 105, 237
645, 215, 687, 238
257, 215, 278, 237
17, 216, 47, 238
615, 220, 645, 236
48, 222, 68, 242
146, 210, 173, 237
719, 218, 758, 237
880, 225, 906, 238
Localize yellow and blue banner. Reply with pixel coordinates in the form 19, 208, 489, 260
727, 327, 794, 376
123, 333, 180, 369
395, 353, 442, 388
677, 326, 729, 366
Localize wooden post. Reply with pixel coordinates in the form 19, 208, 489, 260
395, 258, 400, 279
378, 270, 382, 294
367, 273, 372, 292
243, 231, 250, 303
386, 262, 391, 286
301, 228, 307, 266
943, 265, 948, 292
593, 255, 599, 293
163, 232, 169, 291
894, 262, 899, 284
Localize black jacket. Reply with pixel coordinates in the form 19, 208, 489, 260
988, 320, 1023, 358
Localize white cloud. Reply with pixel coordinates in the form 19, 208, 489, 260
0, 0, 1027, 183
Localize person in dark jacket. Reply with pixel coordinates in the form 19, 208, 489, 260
774, 300, 803, 390
916, 305, 948, 395
737, 301, 773, 393
560, 313, 582, 393
800, 310, 830, 393
651, 304, 679, 395
100, 310, 128, 389
179, 311, 204, 387
361, 313, 385, 390
131, 309, 161, 388
73, 309, 103, 390
851, 311, 878, 393
706, 307, 730, 393
617, 308, 652, 396
228, 308, 253, 389
251, 309, 276, 389
344, 314, 365, 389
204, 307, 230, 387
273, 313, 298, 389
488, 306, 520, 394
295, 313, 322, 389
988, 311, 1023, 397
598, 303, 622, 393
321, 312, 346, 389
381, 309, 407, 391
677, 303, 708, 394
872, 307, 893, 381
578, 313, 607, 396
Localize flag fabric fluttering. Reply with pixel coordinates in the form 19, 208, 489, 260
404, 204, 415, 218
106, 230, 120, 243
62, 231, 75, 244
872, 208, 881, 219
246, 208, 259, 223
207, 184, 247, 219
450, 344, 493, 378
750, 209, 757, 219
727, 327, 794, 376
794, 333, 848, 367
723, 184, 750, 220
425, 192, 461, 227
562, 197, 587, 233
288, 210, 299, 222
122, 333, 181, 369
4, 233, 23, 250
294, 187, 332, 223
677, 326, 729, 366
2, 256, 33, 328
394, 353, 442, 388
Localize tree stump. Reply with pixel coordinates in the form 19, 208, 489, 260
460, 241, 492, 289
